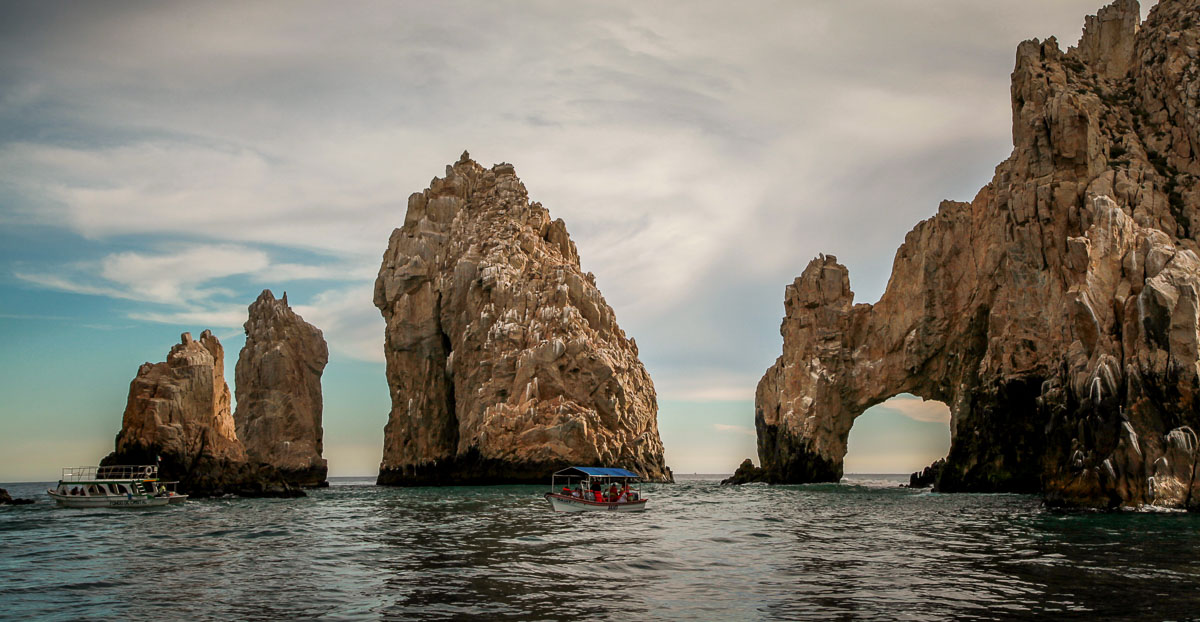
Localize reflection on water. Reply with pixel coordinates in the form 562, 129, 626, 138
2, 475, 1199, 620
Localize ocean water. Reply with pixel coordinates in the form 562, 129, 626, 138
2, 474, 1199, 621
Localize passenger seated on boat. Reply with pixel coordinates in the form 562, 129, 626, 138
572, 487, 582, 498
607, 484, 619, 501
593, 490, 603, 502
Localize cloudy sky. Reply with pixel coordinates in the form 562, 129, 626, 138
0, 1, 1155, 481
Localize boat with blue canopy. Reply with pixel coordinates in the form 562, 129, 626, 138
544, 466, 648, 512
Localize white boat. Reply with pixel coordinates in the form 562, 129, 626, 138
47, 465, 178, 508
154, 480, 189, 504
544, 466, 648, 513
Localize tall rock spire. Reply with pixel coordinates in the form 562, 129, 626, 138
234, 289, 330, 487
374, 154, 671, 484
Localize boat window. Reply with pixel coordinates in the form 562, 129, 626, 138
116, 484, 129, 495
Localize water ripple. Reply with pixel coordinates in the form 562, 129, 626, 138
3, 476, 1200, 620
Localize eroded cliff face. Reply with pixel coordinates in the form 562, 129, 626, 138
234, 290, 329, 487
374, 153, 671, 485
756, 0, 1200, 509
102, 331, 301, 497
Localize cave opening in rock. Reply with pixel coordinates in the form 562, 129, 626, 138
843, 394, 950, 476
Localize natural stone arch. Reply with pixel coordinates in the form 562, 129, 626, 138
842, 394, 951, 476
754, 0, 1200, 509
754, 252, 1036, 492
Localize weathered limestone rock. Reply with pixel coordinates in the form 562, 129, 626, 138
234, 290, 329, 487
102, 331, 302, 497
375, 152, 671, 485
756, 0, 1200, 509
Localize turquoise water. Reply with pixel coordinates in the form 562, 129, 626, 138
2, 474, 1199, 621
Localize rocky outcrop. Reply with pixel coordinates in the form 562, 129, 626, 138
102, 331, 302, 497
907, 459, 945, 489
0, 488, 34, 505
721, 459, 768, 485
234, 290, 329, 487
374, 152, 671, 485
756, 0, 1200, 509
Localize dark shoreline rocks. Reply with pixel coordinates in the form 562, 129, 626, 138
721, 459, 768, 485
906, 459, 946, 489
0, 488, 34, 505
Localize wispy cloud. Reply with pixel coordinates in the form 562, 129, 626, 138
293, 283, 385, 363
0, 0, 1154, 479
878, 395, 951, 424
713, 423, 756, 437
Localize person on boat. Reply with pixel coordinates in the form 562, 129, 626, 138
607, 483, 619, 501
561, 485, 571, 495
572, 487, 582, 498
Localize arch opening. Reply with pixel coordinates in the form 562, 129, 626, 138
843, 394, 950, 480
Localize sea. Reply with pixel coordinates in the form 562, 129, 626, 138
2, 474, 1199, 621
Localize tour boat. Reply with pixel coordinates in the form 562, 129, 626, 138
47, 465, 178, 508
544, 466, 648, 512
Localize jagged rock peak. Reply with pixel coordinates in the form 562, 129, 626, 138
374, 153, 671, 485
102, 328, 303, 498
754, 0, 1200, 510
234, 289, 329, 487
1070, 0, 1140, 79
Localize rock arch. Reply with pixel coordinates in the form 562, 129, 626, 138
755, 0, 1200, 509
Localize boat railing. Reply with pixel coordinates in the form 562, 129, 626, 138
61, 465, 158, 481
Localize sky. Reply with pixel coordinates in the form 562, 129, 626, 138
0, 1, 1157, 482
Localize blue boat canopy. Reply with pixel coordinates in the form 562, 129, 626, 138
554, 466, 641, 479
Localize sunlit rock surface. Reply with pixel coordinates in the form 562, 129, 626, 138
756, 0, 1200, 509
375, 152, 671, 485
102, 331, 302, 497
234, 290, 329, 488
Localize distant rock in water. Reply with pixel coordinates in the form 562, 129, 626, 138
234, 290, 329, 488
102, 331, 302, 498
374, 152, 671, 485
0, 488, 34, 505
907, 459, 946, 489
755, 0, 1200, 510
721, 459, 767, 485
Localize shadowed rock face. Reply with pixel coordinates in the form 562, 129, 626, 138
234, 290, 329, 488
102, 331, 301, 497
374, 153, 671, 485
756, 0, 1200, 509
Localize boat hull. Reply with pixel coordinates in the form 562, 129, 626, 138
47, 491, 169, 508
545, 492, 647, 512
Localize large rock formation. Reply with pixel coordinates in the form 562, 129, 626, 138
234, 290, 329, 487
756, 0, 1200, 509
102, 331, 301, 497
374, 152, 671, 485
